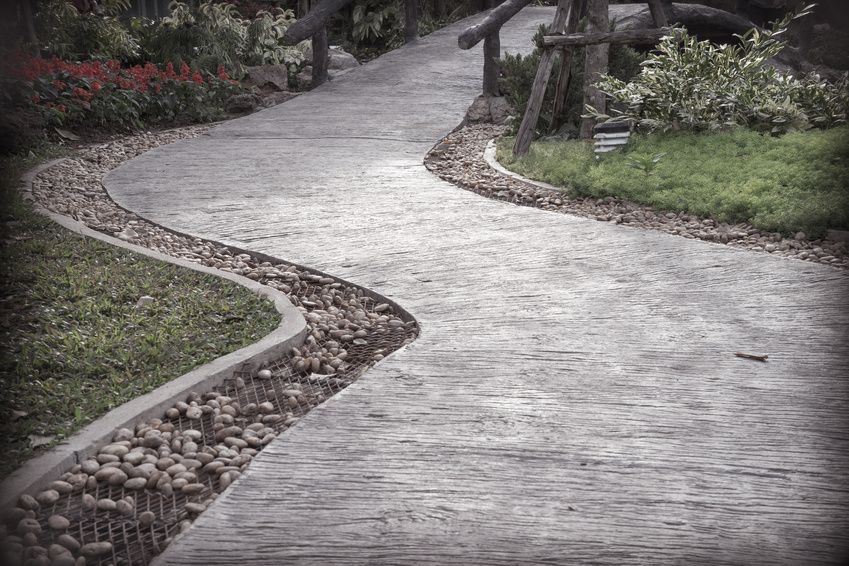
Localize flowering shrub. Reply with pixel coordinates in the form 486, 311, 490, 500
5, 55, 243, 130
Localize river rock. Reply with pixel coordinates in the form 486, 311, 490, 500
18, 494, 39, 510
47, 515, 70, 530
56, 534, 80, 552
80, 541, 112, 558
34, 490, 59, 506
138, 511, 156, 527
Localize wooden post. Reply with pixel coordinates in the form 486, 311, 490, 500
483, 31, 501, 96
405, 0, 417, 43
551, 0, 585, 132
646, 0, 668, 27
512, 0, 573, 157
579, 0, 609, 139
312, 7, 329, 88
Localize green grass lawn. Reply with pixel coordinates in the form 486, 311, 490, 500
497, 127, 849, 237
0, 153, 279, 479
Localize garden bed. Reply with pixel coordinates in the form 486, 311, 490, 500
0, 152, 280, 479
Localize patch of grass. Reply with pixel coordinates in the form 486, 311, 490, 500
0, 153, 279, 479
497, 127, 849, 237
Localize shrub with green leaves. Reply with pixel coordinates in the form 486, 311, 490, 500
351, 0, 404, 45
35, 0, 140, 61
137, 1, 307, 77
591, 6, 849, 133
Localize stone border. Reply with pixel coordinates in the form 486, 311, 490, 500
0, 159, 309, 511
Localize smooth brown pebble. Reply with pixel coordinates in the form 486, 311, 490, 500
138, 511, 156, 527
47, 515, 70, 530
79, 541, 112, 557
56, 534, 80, 552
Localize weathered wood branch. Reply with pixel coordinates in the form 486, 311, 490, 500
405, 0, 417, 43
580, 0, 610, 139
513, 0, 573, 156
312, 12, 329, 87
283, 0, 355, 44
612, 2, 754, 37
647, 0, 668, 27
542, 27, 679, 48
483, 32, 501, 95
551, 0, 586, 131
458, 0, 533, 50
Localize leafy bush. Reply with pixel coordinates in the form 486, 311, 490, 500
136, 1, 306, 77
591, 7, 849, 133
499, 24, 642, 136
35, 0, 140, 61
7, 55, 242, 130
351, 0, 403, 45
496, 127, 849, 237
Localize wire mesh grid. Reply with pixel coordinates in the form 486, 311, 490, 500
6, 278, 417, 566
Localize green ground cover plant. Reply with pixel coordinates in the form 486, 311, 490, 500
0, 154, 280, 479
497, 127, 849, 237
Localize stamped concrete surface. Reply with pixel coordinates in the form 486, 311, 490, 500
106, 7, 849, 565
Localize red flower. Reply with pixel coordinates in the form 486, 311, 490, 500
180, 62, 190, 79
91, 80, 101, 92
52, 79, 67, 91
216, 64, 229, 81
165, 62, 176, 78
72, 86, 92, 101
57, 104, 66, 113
191, 71, 203, 84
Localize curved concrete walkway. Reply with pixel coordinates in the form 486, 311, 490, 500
106, 8, 849, 565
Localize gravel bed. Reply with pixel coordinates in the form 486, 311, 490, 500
425, 124, 848, 270
1, 126, 418, 566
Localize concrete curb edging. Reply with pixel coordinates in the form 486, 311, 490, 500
483, 138, 565, 194
0, 159, 309, 510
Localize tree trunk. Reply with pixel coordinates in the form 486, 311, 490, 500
312, 19, 329, 87
483, 32, 501, 95
512, 0, 573, 157
551, 0, 586, 132
458, 0, 532, 49
579, 0, 609, 139
435, 0, 447, 19
405, 0, 417, 43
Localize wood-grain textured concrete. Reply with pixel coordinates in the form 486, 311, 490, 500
105, 8, 849, 565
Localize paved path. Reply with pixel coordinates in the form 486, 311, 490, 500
106, 8, 849, 565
